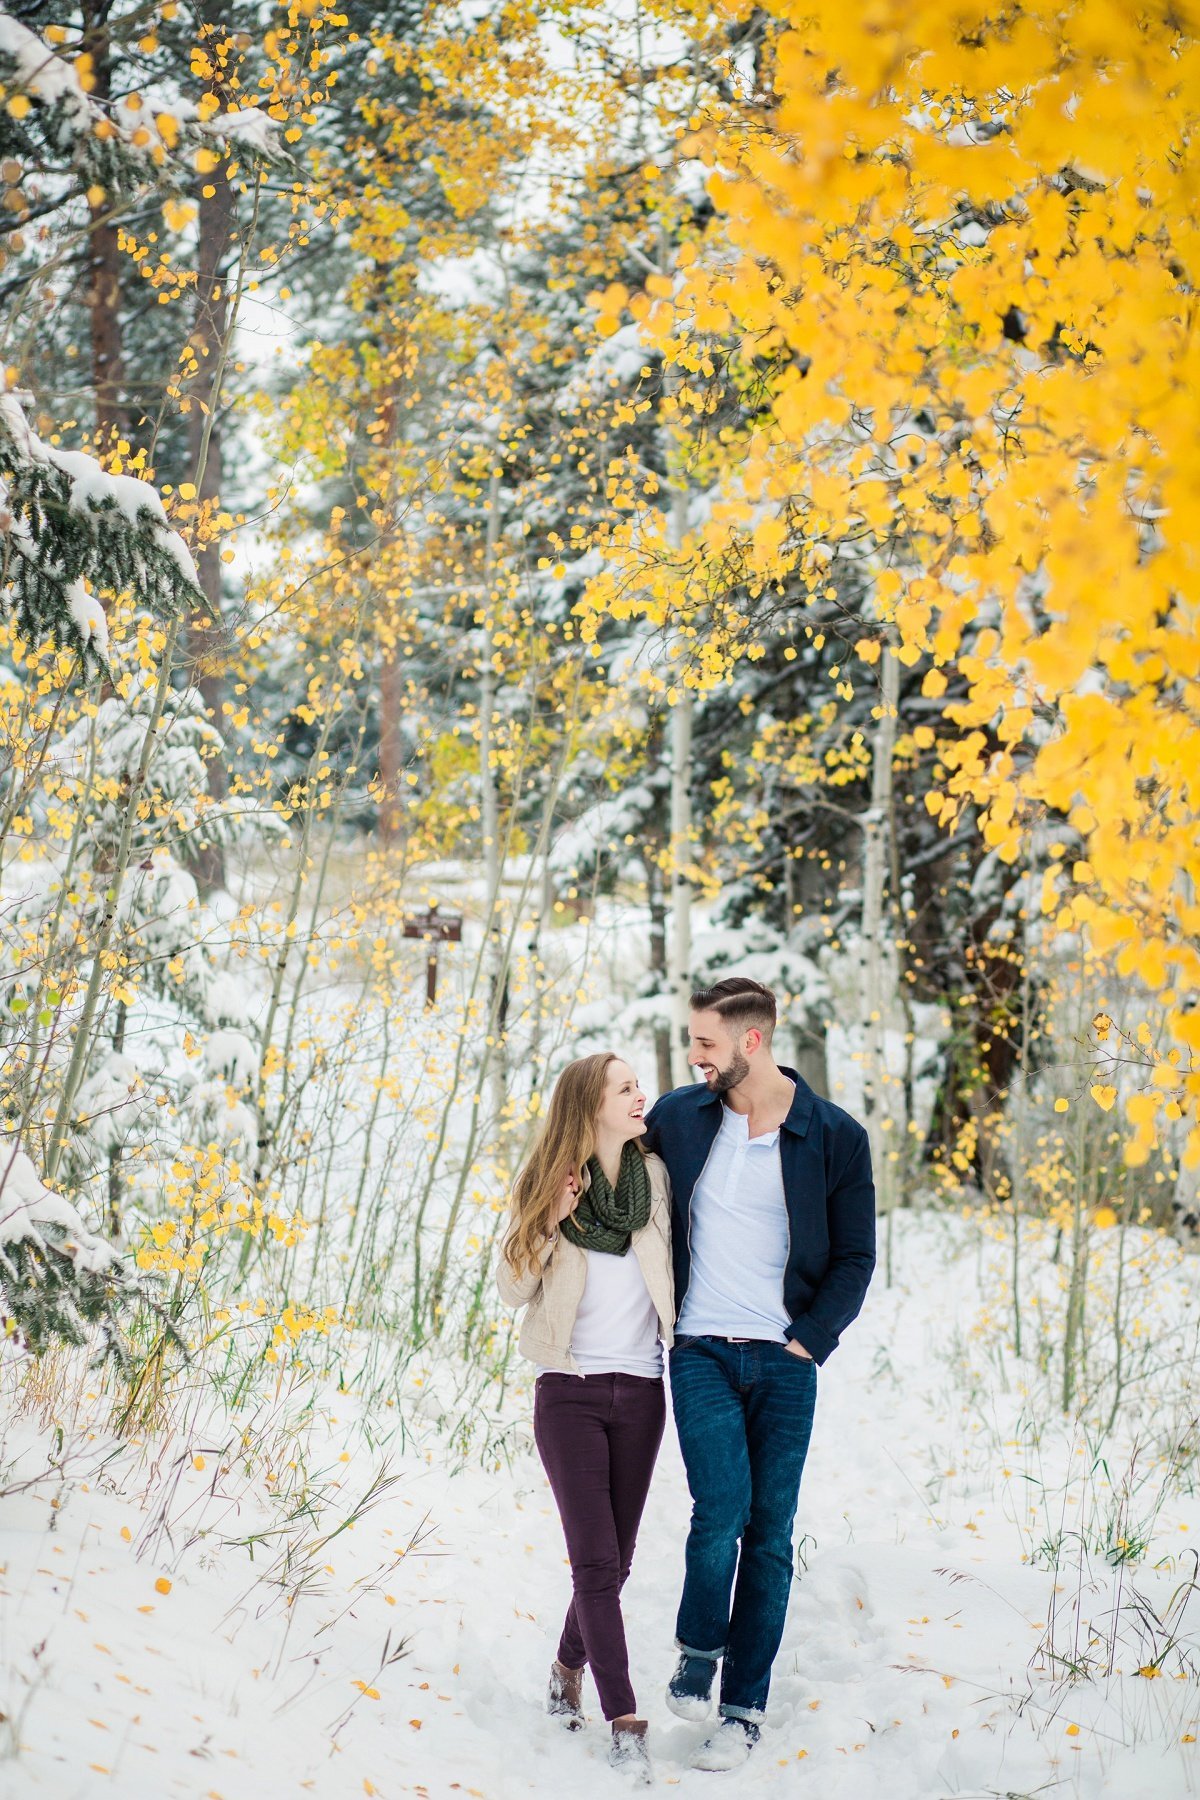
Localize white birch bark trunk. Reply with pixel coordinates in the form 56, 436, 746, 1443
668, 681, 694, 1086
664, 349, 693, 1088
479, 470, 505, 1120
860, 645, 900, 1211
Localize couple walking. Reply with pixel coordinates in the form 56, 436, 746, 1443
496, 977, 877, 1781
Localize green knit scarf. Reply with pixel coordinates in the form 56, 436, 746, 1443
559, 1143, 651, 1256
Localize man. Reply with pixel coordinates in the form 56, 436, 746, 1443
642, 976, 876, 1772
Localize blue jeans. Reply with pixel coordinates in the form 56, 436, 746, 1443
669, 1336, 817, 1719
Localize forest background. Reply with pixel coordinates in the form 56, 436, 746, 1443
2, 1, 1200, 1794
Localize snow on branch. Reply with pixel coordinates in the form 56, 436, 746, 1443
0, 391, 203, 670
0, 1146, 138, 1365
0, 10, 287, 193
0, 12, 94, 130
0, 1147, 115, 1274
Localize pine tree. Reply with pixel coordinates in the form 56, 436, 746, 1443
0, 1147, 139, 1364
0, 389, 202, 664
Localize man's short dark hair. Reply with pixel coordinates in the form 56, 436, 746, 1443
689, 976, 777, 1041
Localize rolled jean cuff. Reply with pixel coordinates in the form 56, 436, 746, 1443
719, 1702, 765, 1723
675, 1637, 723, 1662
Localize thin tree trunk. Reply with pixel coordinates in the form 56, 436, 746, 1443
45, 619, 184, 1182
376, 648, 405, 840
861, 645, 899, 1216
478, 470, 505, 1122
106, 996, 126, 1237
646, 817, 672, 1096
663, 360, 693, 1086
886, 742, 917, 1201
186, 48, 236, 894
667, 686, 693, 1087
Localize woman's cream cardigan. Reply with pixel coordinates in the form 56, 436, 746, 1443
495, 1153, 675, 1374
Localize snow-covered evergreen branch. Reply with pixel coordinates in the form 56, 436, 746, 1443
0, 1145, 137, 1364
0, 10, 287, 197
0, 391, 202, 669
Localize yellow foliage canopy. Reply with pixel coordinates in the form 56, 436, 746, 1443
641, 0, 1200, 1158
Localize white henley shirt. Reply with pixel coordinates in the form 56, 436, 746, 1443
675, 1099, 791, 1341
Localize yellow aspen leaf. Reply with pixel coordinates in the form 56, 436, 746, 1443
163, 197, 196, 233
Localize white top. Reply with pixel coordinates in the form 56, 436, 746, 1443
676, 1100, 791, 1341
538, 1245, 664, 1380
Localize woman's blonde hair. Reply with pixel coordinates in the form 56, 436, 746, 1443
504, 1052, 641, 1278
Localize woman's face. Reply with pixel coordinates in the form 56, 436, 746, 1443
596, 1059, 647, 1143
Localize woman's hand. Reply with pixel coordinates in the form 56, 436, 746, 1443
555, 1172, 581, 1223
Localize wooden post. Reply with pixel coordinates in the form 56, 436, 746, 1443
402, 908, 463, 1006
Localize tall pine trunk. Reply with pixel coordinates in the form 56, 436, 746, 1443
82, 5, 125, 447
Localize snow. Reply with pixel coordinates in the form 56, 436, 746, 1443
166, 94, 282, 160
178, 1075, 257, 1156
549, 783, 657, 876
203, 971, 255, 1031
0, 13, 94, 130
4, 1215, 1200, 1797
49, 445, 199, 586
0, 16, 280, 163
0, 393, 200, 593
0, 1148, 116, 1275
203, 1028, 257, 1089
557, 322, 651, 412
200, 105, 278, 158
73, 1055, 150, 1157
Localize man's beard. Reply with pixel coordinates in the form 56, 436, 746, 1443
709, 1049, 750, 1095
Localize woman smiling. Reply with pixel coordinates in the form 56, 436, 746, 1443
497, 1052, 674, 1785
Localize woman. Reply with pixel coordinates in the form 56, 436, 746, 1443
496, 1052, 674, 1784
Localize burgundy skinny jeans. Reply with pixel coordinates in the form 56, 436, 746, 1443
533, 1371, 666, 1720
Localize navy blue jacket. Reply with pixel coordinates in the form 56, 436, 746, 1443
642, 1068, 876, 1365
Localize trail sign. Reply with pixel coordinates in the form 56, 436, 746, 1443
402, 908, 463, 1005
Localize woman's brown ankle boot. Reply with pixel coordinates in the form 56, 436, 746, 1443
610, 1717, 651, 1784
546, 1660, 585, 1729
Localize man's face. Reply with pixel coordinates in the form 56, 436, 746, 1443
687, 1009, 753, 1094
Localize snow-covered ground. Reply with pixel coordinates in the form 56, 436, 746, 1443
5, 1213, 1200, 1799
